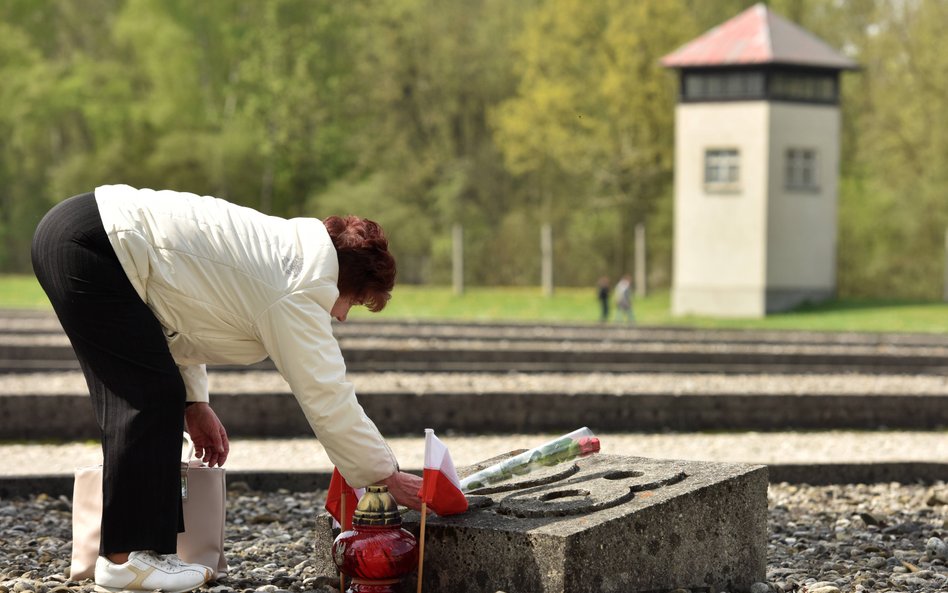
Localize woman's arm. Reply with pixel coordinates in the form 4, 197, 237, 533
254, 291, 400, 487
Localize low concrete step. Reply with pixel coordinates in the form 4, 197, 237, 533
3, 370, 944, 438
4, 312, 946, 376
2, 388, 946, 440
2, 432, 947, 497
2, 339, 946, 375
4, 358, 946, 375
4, 310, 947, 349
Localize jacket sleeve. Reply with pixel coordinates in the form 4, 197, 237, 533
179, 364, 210, 403
253, 290, 399, 488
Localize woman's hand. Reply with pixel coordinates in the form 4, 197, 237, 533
380, 470, 425, 511
184, 403, 230, 467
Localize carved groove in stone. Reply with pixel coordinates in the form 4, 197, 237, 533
630, 471, 688, 492
493, 460, 691, 518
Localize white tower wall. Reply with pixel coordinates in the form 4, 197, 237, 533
765, 103, 839, 311
672, 102, 772, 317
672, 101, 840, 317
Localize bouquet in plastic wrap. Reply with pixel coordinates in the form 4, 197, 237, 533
459, 427, 601, 492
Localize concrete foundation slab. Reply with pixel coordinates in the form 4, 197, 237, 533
316, 453, 767, 593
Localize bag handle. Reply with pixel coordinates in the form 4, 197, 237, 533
180, 432, 211, 500
182, 432, 209, 468
182, 431, 196, 463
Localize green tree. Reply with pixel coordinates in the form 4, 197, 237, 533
3, 0, 946, 299
0, 21, 53, 270
491, 0, 699, 285
314, 0, 529, 284
835, 0, 948, 298
0, 0, 126, 270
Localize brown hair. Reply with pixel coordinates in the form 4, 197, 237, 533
323, 215, 396, 312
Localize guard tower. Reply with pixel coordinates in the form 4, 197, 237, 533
662, 3, 857, 317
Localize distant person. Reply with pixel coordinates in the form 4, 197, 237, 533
614, 274, 634, 324
597, 276, 610, 322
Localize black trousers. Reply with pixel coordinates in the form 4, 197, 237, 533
31, 193, 185, 555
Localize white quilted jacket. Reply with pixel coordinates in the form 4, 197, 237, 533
94, 184, 397, 487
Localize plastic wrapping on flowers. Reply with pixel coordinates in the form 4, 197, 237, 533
459, 427, 601, 493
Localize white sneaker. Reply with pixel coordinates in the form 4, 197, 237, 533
94, 550, 211, 593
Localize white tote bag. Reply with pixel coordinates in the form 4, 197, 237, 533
70, 434, 228, 580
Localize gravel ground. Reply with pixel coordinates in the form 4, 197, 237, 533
2, 320, 946, 591
1, 482, 946, 593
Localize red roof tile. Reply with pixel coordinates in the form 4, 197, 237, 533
661, 3, 857, 70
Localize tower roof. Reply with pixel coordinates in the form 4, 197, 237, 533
661, 3, 858, 70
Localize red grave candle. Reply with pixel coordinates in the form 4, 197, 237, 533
332, 485, 418, 593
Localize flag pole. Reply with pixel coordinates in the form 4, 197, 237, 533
339, 493, 346, 593
417, 428, 433, 593
416, 502, 427, 593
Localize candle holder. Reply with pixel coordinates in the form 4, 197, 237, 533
331, 485, 418, 593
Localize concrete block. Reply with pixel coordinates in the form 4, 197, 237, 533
316, 453, 767, 593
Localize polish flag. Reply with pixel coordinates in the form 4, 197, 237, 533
324, 467, 364, 530
417, 429, 468, 516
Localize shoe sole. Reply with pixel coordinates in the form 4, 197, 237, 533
95, 578, 208, 593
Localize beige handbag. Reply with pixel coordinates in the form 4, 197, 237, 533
70, 434, 228, 580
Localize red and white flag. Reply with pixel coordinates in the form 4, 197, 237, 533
417, 428, 468, 516
324, 467, 364, 530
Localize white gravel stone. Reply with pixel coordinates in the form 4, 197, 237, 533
927, 536, 948, 561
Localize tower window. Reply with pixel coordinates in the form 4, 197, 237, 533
704, 148, 740, 192
770, 72, 837, 103
786, 148, 819, 191
683, 71, 765, 101
678, 67, 840, 104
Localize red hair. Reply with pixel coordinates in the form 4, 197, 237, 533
323, 215, 396, 312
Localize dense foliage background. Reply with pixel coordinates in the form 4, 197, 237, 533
1, 0, 945, 298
